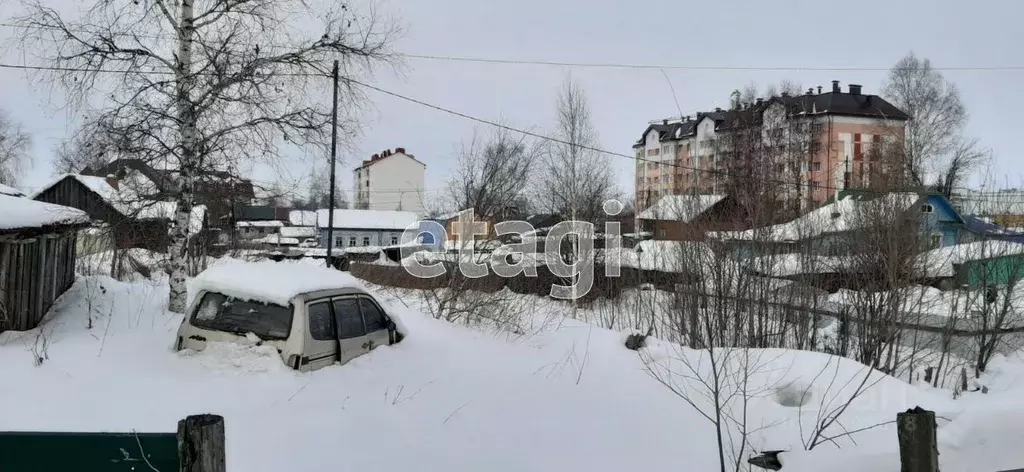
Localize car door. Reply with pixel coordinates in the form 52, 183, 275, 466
357, 296, 392, 352
331, 296, 370, 365
301, 299, 338, 371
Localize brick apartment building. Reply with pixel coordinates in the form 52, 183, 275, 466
633, 81, 908, 213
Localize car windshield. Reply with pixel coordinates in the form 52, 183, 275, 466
191, 292, 292, 340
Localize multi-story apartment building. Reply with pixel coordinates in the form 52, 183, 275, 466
634, 81, 909, 213
353, 147, 426, 215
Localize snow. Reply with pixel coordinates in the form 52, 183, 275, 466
236, 220, 285, 227
713, 192, 920, 242
917, 240, 1024, 277
316, 209, 420, 231
7, 260, 1024, 471
250, 234, 300, 245
279, 225, 317, 238
637, 194, 724, 222
749, 253, 854, 276
190, 261, 367, 306
0, 194, 90, 231
288, 210, 317, 226
0, 182, 24, 197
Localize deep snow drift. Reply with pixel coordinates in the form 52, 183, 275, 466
0, 274, 1021, 471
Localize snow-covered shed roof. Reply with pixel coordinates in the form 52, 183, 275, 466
288, 210, 317, 226
31, 174, 178, 220
191, 261, 366, 306
280, 226, 317, 238
0, 182, 24, 197
638, 195, 725, 222
712, 193, 921, 242
916, 240, 1024, 277
316, 209, 420, 231
237, 220, 285, 228
250, 234, 300, 245
0, 194, 90, 233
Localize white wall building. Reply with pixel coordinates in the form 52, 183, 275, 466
353, 147, 426, 215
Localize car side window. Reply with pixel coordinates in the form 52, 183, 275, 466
359, 297, 388, 332
333, 298, 366, 339
307, 301, 334, 341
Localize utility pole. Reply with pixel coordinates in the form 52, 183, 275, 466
326, 60, 339, 268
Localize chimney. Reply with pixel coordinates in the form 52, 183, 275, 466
106, 177, 119, 190
848, 84, 862, 95
395, 147, 406, 154
831, 80, 840, 93
817, 86, 823, 94
371, 153, 379, 160
756, 98, 763, 106
714, 107, 722, 112
807, 88, 813, 95
662, 119, 668, 125
780, 92, 790, 98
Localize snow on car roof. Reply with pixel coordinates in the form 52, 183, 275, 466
191, 261, 366, 306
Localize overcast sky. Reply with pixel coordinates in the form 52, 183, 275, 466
1, 0, 1022, 205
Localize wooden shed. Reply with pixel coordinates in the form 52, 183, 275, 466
0, 194, 90, 333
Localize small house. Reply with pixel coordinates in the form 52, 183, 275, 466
316, 209, 420, 248
712, 191, 965, 258
637, 195, 748, 241
1, 193, 90, 332
32, 174, 207, 252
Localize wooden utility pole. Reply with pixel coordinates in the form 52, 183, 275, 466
177, 414, 226, 472
897, 407, 939, 472
326, 59, 339, 268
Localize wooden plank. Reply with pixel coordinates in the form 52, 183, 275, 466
0, 431, 179, 471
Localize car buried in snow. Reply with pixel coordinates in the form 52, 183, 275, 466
175, 261, 404, 372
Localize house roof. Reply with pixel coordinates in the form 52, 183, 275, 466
354, 149, 426, 171
0, 194, 90, 234
288, 210, 317, 226
634, 88, 908, 145
316, 209, 420, 230
0, 182, 24, 197
712, 192, 922, 242
32, 174, 183, 221
638, 195, 725, 222
280, 226, 317, 238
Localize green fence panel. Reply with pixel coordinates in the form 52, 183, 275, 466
0, 431, 178, 471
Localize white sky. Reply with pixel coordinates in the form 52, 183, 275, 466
1, 0, 1022, 204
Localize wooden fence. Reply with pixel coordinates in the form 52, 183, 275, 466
0, 230, 78, 333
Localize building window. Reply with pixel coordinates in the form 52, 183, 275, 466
812, 162, 822, 172
647, 148, 660, 157
391, 236, 399, 245
348, 236, 356, 246
921, 204, 934, 214
811, 181, 820, 189
362, 236, 371, 246
929, 233, 943, 249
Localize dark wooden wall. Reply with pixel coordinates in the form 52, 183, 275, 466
33, 176, 170, 251
0, 230, 78, 333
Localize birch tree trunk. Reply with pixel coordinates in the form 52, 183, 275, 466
169, 0, 197, 313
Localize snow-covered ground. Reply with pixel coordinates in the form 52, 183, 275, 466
1, 269, 1023, 470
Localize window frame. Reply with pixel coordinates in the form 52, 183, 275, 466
306, 300, 335, 341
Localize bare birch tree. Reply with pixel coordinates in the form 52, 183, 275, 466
536, 76, 617, 223
882, 52, 984, 194
0, 108, 30, 185
448, 126, 537, 221
52, 117, 132, 174
14, 0, 398, 311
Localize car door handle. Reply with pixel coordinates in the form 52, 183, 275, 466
189, 335, 207, 342
362, 340, 376, 350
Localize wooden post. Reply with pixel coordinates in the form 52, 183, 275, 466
897, 407, 939, 472
178, 414, 226, 472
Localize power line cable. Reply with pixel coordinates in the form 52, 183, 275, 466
0, 59, 994, 197
4, 22, 1024, 72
